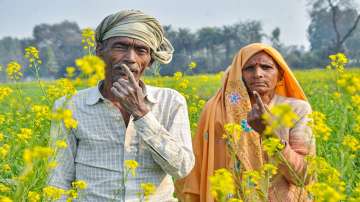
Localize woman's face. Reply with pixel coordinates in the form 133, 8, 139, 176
242, 51, 280, 95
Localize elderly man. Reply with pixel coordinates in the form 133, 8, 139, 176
48, 10, 194, 201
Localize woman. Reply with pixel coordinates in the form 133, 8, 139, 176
176, 43, 315, 202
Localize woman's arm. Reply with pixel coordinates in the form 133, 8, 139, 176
277, 101, 316, 186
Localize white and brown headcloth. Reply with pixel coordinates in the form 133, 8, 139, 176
95, 10, 174, 64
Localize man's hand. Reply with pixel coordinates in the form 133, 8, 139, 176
110, 64, 149, 120
247, 91, 270, 134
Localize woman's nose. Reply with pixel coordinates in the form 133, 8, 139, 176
254, 66, 264, 78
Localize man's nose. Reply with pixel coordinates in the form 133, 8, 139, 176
123, 48, 137, 64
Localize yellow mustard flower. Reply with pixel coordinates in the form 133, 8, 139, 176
43, 186, 65, 200
328, 53, 348, 73
31, 105, 50, 120
305, 156, 345, 190
0, 114, 4, 124
188, 61, 197, 69
24, 46, 42, 67
66, 66, 76, 78
262, 137, 285, 156
307, 111, 332, 141
352, 95, 360, 109
17, 128, 33, 142
223, 123, 242, 142
243, 170, 261, 188
342, 135, 360, 151
306, 182, 345, 202
81, 27, 96, 50
125, 160, 139, 176
76, 55, 105, 76
227, 198, 243, 202
63, 109, 78, 129
56, 140, 68, 149
209, 168, 235, 201
178, 79, 189, 89
0, 183, 10, 192
24, 146, 54, 165
6, 61, 22, 80
261, 163, 278, 177
28, 191, 40, 202
67, 189, 78, 201
72, 180, 88, 190
0, 144, 10, 159
140, 183, 156, 201
173, 72, 183, 80
200, 75, 209, 82
2, 164, 11, 172
263, 104, 298, 137
47, 161, 58, 170
0, 87, 13, 102
46, 78, 77, 100
0, 196, 12, 202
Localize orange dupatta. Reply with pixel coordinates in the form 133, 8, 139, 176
175, 43, 307, 202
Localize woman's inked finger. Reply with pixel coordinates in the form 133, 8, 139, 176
253, 91, 266, 113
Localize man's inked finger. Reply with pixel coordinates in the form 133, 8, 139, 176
122, 64, 138, 86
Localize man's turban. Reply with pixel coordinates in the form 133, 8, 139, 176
95, 10, 174, 64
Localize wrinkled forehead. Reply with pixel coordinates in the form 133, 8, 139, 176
244, 51, 277, 66
104, 36, 150, 48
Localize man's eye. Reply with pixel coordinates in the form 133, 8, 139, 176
113, 45, 128, 50
136, 48, 149, 54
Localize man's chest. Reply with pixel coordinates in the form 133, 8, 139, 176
71, 102, 167, 170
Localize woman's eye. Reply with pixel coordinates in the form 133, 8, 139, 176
244, 66, 254, 71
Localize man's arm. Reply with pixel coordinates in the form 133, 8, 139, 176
47, 100, 77, 190
134, 93, 195, 179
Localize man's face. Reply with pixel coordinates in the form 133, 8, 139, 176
98, 36, 152, 84
242, 51, 280, 95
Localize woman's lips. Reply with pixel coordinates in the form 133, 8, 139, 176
251, 82, 266, 86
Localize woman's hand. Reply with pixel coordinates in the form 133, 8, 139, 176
247, 91, 270, 134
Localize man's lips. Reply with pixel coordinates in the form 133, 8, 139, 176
113, 64, 139, 76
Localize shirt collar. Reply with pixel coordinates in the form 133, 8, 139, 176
86, 80, 158, 106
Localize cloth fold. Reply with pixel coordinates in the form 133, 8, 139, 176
95, 10, 174, 64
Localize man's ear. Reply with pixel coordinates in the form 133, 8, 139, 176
96, 43, 104, 56
149, 58, 155, 66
